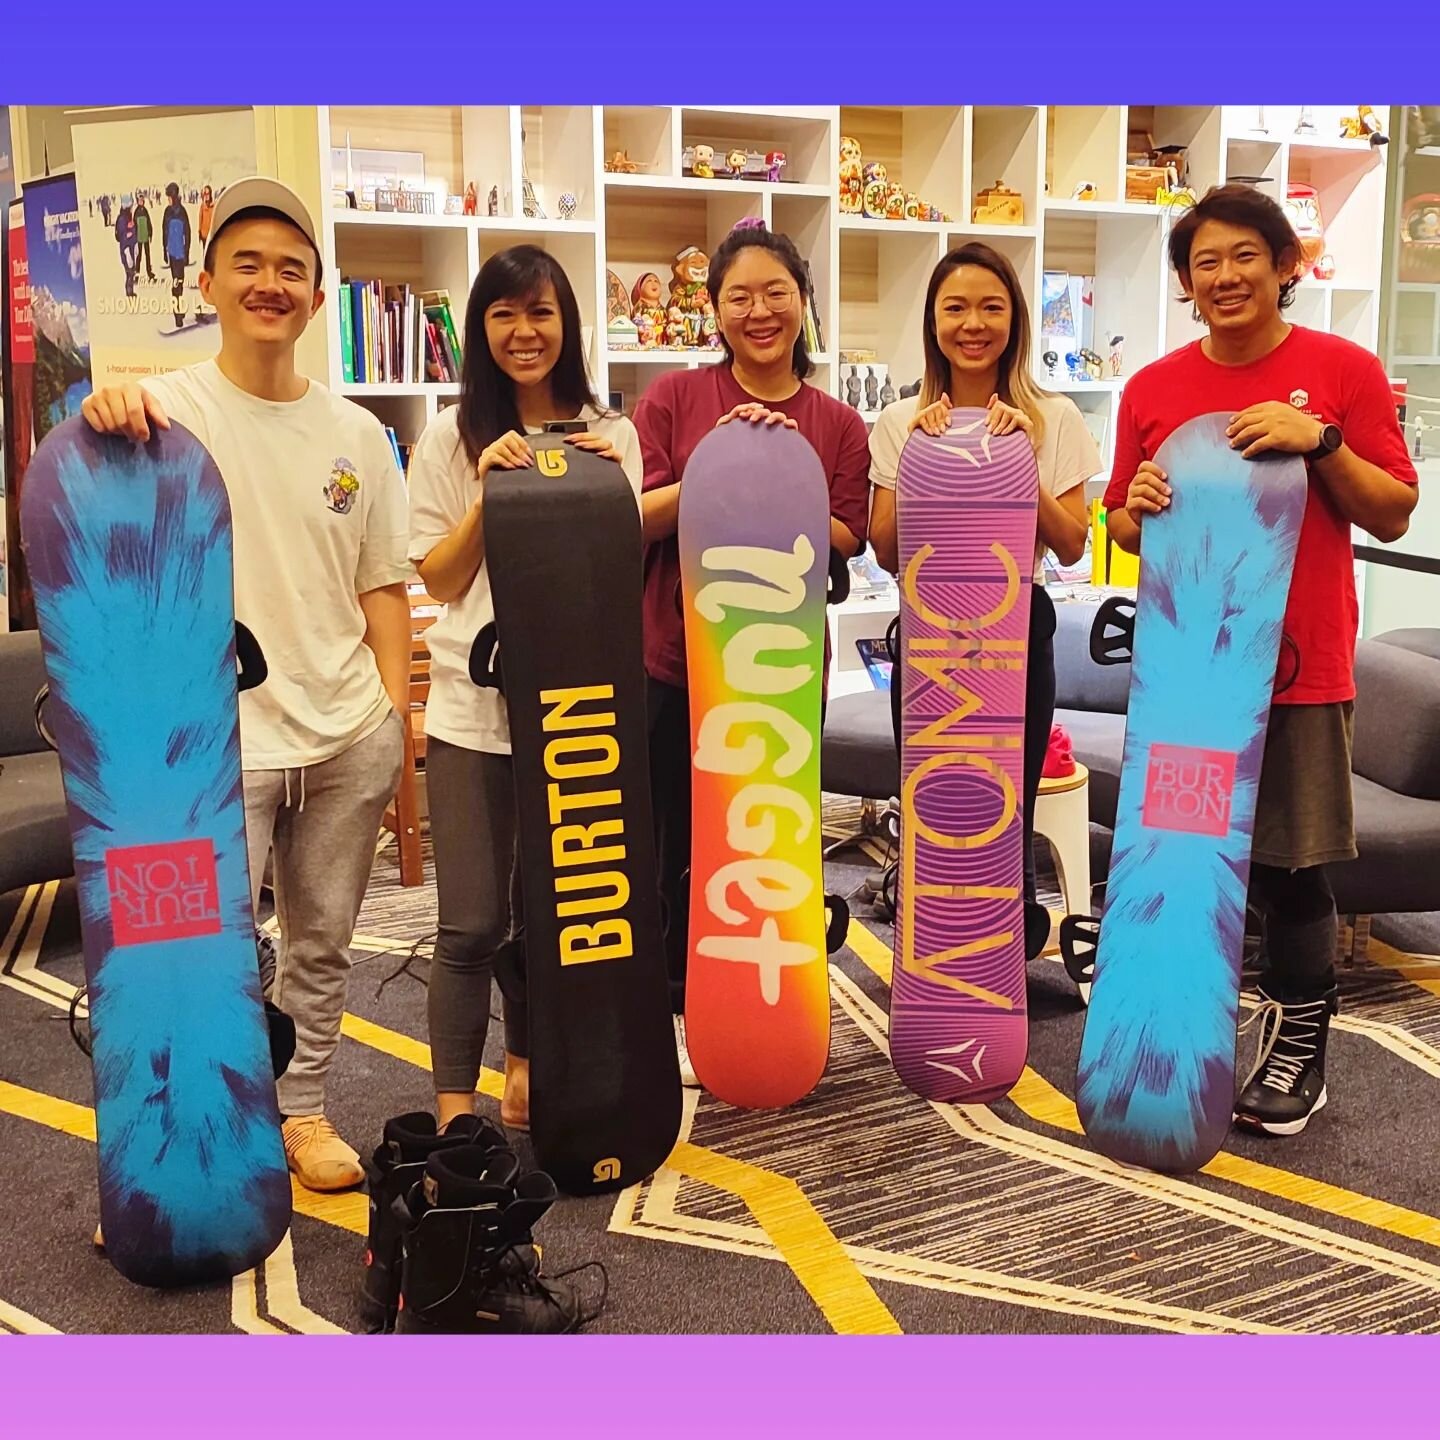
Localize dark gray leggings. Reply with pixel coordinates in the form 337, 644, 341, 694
426, 736, 528, 1093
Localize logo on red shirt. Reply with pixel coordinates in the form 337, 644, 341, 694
1141, 744, 1238, 838
1289, 388, 1309, 409
106, 840, 223, 946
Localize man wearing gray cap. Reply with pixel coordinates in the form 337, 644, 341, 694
81, 176, 411, 1193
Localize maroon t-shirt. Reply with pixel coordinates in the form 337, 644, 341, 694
635, 365, 872, 688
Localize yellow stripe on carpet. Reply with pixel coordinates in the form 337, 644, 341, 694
846, 919, 1440, 1251
666, 1141, 901, 1335
342, 1011, 901, 1334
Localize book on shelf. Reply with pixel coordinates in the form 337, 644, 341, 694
335, 278, 462, 386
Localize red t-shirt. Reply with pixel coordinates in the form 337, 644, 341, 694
1104, 326, 1417, 705
635, 365, 872, 688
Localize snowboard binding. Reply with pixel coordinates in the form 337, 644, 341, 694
1059, 913, 1100, 1005
1089, 596, 1136, 667
467, 621, 504, 693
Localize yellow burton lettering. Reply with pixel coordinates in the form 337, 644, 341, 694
542, 688, 629, 964
560, 919, 634, 965
540, 685, 616, 733
537, 449, 568, 477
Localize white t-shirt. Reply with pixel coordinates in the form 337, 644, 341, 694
407, 405, 643, 754
868, 392, 1103, 579
142, 360, 411, 771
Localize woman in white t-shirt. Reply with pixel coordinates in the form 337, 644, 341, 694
868, 241, 1101, 952
408, 246, 642, 1134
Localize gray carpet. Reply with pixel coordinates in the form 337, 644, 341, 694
3, 820, 1440, 1336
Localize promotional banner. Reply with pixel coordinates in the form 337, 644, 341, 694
5, 197, 35, 631
22, 170, 92, 452
72, 110, 256, 383
0, 108, 14, 632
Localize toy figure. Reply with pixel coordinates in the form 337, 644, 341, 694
844, 369, 863, 408
862, 179, 887, 219
905, 192, 921, 221
1283, 183, 1326, 272
665, 304, 688, 347
839, 137, 864, 214
487, 185, 499, 217
1072, 181, 1098, 201
1081, 348, 1104, 381
864, 368, 880, 409
1313, 253, 1336, 281
879, 374, 897, 408
1042, 349, 1058, 379
670, 245, 710, 311
463, 182, 478, 216
605, 151, 639, 174
701, 311, 721, 347
727, 149, 747, 179
1108, 334, 1124, 377
558, 192, 577, 220
635, 311, 659, 348
884, 184, 907, 221
692, 144, 715, 179
766, 150, 786, 183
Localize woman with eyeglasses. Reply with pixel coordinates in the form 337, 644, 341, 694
634, 221, 871, 1084
867, 242, 1101, 955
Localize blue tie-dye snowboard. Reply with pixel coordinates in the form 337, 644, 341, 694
21, 416, 291, 1287
1076, 413, 1306, 1173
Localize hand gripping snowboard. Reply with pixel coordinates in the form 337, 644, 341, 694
484, 438, 681, 1195
679, 423, 831, 1110
890, 409, 1039, 1103
21, 417, 290, 1287
1076, 413, 1306, 1173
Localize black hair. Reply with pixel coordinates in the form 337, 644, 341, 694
456, 244, 604, 464
203, 205, 325, 292
1167, 183, 1299, 310
706, 223, 814, 381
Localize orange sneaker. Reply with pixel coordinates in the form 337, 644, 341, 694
282, 1114, 363, 1191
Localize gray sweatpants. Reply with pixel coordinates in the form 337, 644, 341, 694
244, 711, 404, 1116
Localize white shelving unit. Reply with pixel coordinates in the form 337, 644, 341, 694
309, 105, 1391, 491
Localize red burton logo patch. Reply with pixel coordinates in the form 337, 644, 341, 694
106, 840, 223, 946
1141, 744, 1238, 838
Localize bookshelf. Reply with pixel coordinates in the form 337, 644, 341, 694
309, 104, 1391, 505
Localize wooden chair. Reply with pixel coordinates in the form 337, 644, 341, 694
382, 580, 439, 887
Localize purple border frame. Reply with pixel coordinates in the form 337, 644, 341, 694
4, 6, 1440, 1430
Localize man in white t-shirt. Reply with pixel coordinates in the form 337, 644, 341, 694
80, 177, 410, 1193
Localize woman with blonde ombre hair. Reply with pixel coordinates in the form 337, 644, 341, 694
868, 241, 1101, 954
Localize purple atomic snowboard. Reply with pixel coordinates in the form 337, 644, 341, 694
890, 409, 1039, 1103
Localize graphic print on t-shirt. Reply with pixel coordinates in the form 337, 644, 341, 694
323, 456, 361, 515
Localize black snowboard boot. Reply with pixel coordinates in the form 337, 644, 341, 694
394, 1147, 591, 1335
359, 1113, 510, 1333
1234, 986, 1338, 1136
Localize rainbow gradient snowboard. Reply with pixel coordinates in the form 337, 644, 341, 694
678, 422, 831, 1109
21, 416, 290, 1287
1076, 413, 1306, 1172
891, 409, 1039, 1103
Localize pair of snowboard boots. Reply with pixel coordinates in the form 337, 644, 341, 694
360, 1112, 603, 1335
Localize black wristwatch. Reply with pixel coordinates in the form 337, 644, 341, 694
1309, 422, 1343, 458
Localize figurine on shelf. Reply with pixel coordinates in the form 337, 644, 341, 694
606, 269, 631, 325
905, 192, 921, 221
884, 183, 907, 221
726, 149, 747, 179
670, 245, 711, 310
608, 314, 639, 349
1065, 352, 1084, 381
631, 271, 667, 339
765, 150, 787, 183
701, 310, 721, 348
557, 192, 577, 220
1294, 107, 1317, 136
665, 304, 688, 347
861, 178, 886, 219
463, 181, 478, 216
1341, 105, 1389, 146
635, 311, 659, 349
605, 150, 640, 174
1081, 348, 1105, 381
879, 373, 897, 409
1042, 349, 1058, 379
1072, 181, 1098, 201
692, 144, 715, 179
487, 185, 499, 217
1314, 253, 1336, 281
1283, 183, 1326, 272
844, 370, 863, 407
839, 136, 864, 214
1108, 334, 1124, 378
973, 179, 1024, 225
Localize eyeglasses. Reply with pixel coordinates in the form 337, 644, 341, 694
720, 286, 799, 317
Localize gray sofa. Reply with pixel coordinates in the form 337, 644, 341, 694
1052, 599, 1440, 918
0, 631, 73, 898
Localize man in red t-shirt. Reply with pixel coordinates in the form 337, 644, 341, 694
1104, 184, 1418, 1139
